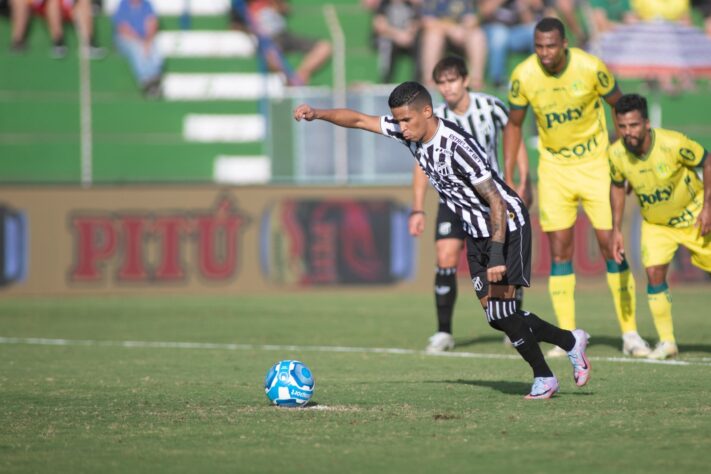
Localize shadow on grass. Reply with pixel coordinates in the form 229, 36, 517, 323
678, 342, 711, 354
445, 378, 529, 395
429, 379, 594, 397
454, 335, 509, 348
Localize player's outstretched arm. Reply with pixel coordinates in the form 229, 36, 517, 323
697, 151, 711, 235
610, 181, 627, 264
503, 108, 527, 192
409, 164, 429, 237
293, 104, 382, 134
474, 177, 508, 283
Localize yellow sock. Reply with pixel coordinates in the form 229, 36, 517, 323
648, 282, 674, 343
606, 260, 637, 334
549, 261, 576, 330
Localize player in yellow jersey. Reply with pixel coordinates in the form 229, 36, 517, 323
503, 17, 652, 357
609, 93, 711, 360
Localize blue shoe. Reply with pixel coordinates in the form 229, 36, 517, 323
568, 329, 591, 387
524, 376, 559, 400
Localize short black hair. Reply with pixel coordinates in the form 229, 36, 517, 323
432, 56, 468, 82
388, 81, 433, 109
615, 93, 649, 119
535, 17, 566, 40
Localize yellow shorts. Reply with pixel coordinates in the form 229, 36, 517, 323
640, 220, 711, 270
537, 157, 612, 232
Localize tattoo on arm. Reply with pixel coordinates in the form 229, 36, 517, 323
474, 178, 507, 243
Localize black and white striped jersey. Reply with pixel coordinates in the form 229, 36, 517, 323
381, 116, 527, 238
434, 92, 509, 178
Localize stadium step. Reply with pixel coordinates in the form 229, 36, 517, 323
103, 0, 231, 16
213, 155, 271, 184
162, 72, 284, 101
157, 31, 256, 58
183, 114, 265, 143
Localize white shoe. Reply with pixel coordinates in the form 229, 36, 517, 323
425, 332, 455, 353
648, 341, 679, 360
546, 345, 567, 358
567, 329, 591, 387
622, 331, 652, 357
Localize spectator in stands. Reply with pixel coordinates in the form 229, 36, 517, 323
692, 0, 711, 36
630, 0, 691, 23
630, 0, 694, 92
479, 0, 555, 89
588, 0, 634, 35
9, 0, 105, 58
231, 0, 332, 85
372, 0, 421, 83
419, 0, 486, 89
113, 0, 164, 98
554, 0, 587, 46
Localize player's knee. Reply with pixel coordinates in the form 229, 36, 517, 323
436, 242, 462, 267
645, 266, 667, 286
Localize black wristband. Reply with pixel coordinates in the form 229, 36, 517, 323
488, 241, 505, 268
409, 210, 425, 217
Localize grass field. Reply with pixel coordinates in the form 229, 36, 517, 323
1, 287, 711, 473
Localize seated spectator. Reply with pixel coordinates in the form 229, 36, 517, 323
113, 0, 164, 98
231, 0, 332, 85
10, 0, 105, 58
630, 0, 691, 23
588, 0, 635, 35
372, 0, 421, 83
692, 0, 711, 37
479, 0, 554, 89
554, 0, 587, 45
419, 0, 486, 89
630, 0, 693, 92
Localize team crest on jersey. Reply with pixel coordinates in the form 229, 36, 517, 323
597, 72, 610, 88
439, 222, 452, 236
680, 148, 696, 162
655, 161, 672, 178
435, 160, 453, 176
510, 79, 520, 98
472, 276, 484, 291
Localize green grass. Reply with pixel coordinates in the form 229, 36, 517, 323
2, 288, 711, 473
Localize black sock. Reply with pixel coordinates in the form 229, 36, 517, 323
488, 301, 553, 378
520, 310, 575, 351
434, 267, 457, 334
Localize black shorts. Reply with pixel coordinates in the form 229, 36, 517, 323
435, 201, 468, 241
465, 222, 532, 300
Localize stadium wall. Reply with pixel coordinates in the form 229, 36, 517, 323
0, 186, 707, 296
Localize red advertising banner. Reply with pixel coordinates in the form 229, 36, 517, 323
0, 185, 707, 295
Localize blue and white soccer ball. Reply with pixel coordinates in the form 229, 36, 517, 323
264, 360, 315, 407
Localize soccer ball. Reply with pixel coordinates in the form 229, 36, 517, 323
264, 360, 315, 407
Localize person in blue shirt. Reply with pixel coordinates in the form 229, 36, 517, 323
113, 0, 164, 98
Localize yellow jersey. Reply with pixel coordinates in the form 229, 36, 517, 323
631, 0, 689, 21
608, 128, 707, 228
508, 48, 617, 165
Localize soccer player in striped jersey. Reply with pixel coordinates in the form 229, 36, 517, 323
293, 81, 591, 399
503, 17, 651, 358
609, 94, 711, 360
408, 56, 531, 353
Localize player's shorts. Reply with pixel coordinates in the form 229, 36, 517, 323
465, 219, 532, 300
434, 200, 468, 241
640, 220, 711, 270
537, 156, 612, 232
31, 0, 75, 20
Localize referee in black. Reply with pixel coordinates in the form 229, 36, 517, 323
294, 81, 592, 399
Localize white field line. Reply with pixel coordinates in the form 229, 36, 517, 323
1, 337, 710, 367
